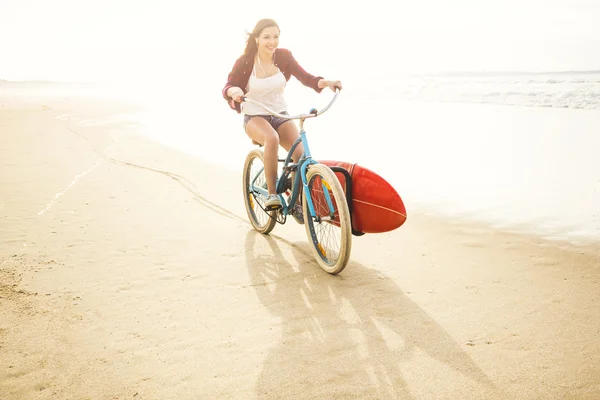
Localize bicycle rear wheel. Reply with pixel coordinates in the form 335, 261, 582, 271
303, 164, 352, 274
243, 149, 277, 234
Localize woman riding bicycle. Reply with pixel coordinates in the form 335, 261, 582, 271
221, 18, 342, 213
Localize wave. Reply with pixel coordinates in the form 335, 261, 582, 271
398, 72, 600, 110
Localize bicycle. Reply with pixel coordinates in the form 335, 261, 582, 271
241, 89, 352, 274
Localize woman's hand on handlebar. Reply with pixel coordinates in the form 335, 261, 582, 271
228, 87, 245, 102
318, 79, 343, 92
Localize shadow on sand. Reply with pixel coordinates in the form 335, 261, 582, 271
244, 230, 502, 399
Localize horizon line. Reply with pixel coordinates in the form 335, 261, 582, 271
411, 69, 600, 77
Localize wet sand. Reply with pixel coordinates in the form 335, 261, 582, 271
1, 95, 599, 399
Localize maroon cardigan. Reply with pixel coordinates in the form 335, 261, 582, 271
222, 48, 323, 113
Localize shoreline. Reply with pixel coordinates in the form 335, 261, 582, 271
1, 96, 599, 399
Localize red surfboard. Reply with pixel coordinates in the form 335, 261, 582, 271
318, 160, 407, 234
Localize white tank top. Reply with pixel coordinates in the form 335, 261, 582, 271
242, 66, 288, 116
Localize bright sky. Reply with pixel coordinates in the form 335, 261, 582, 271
1, 0, 599, 82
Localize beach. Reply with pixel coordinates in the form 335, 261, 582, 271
1, 91, 600, 399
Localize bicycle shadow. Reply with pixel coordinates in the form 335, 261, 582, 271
244, 230, 501, 399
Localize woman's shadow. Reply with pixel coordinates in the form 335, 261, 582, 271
245, 230, 501, 399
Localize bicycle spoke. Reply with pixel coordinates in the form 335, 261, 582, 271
304, 165, 351, 273
243, 150, 277, 234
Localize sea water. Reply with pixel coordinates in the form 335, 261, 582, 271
117, 72, 600, 244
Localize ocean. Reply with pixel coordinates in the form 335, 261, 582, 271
3, 72, 599, 244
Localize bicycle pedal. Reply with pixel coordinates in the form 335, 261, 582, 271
265, 204, 282, 211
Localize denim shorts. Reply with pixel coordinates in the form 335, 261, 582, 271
243, 111, 290, 131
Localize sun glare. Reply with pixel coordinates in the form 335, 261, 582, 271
1, 0, 599, 82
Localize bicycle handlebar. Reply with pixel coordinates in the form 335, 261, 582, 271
241, 89, 340, 120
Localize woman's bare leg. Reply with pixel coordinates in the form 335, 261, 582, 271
276, 120, 303, 162
277, 120, 305, 223
245, 118, 280, 195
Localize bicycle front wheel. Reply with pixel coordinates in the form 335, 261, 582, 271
303, 164, 352, 274
242, 149, 277, 235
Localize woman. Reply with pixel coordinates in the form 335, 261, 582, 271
222, 18, 342, 215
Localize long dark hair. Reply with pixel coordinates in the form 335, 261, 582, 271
242, 19, 280, 57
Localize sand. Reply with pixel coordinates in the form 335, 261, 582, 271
1, 94, 599, 400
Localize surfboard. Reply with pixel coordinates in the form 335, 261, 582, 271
318, 160, 407, 234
